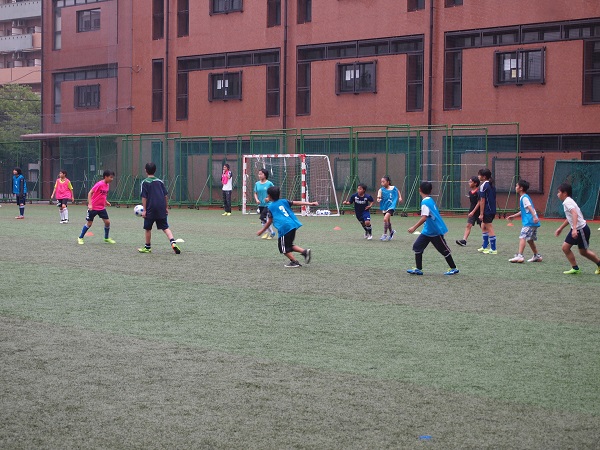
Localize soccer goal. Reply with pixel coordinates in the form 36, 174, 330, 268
242, 154, 340, 216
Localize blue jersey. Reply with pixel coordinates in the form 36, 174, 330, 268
12, 174, 27, 195
379, 186, 399, 212
420, 196, 448, 236
268, 199, 302, 236
519, 193, 540, 228
254, 180, 274, 206
348, 193, 374, 220
141, 176, 168, 219
479, 180, 496, 215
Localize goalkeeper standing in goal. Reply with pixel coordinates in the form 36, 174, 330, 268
254, 169, 275, 239
256, 186, 317, 268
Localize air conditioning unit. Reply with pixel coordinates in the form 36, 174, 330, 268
12, 20, 26, 27
13, 51, 25, 60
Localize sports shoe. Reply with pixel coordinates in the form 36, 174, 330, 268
303, 248, 311, 264
407, 268, 424, 275
509, 254, 524, 263
563, 268, 581, 275
104, 238, 116, 244
527, 254, 543, 262
138, 247, 152, 253
60, 219, 67, 224
222, 212, 228, 215
477, 247, 487, 252
15, 216, 24, 219
380, 234, 388, 241
483, 249, 497, 254
226, 212, 232, 216
444, 268, 460, 276
267, 233, 273, 240
261, 232, 269, 239
389, 230, 396, 240
595, 267, 600, 275
171, 242, 181, 254
456, 239, 467, 246
284, 260, 302, 268
366, 234, 373, 240
364, 232, 369, 239
77, 237, 84, 245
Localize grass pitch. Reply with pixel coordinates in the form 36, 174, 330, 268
1, 204, 599, 449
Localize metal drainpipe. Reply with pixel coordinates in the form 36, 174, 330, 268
165, 0, 170, 134
428, 0, 434, 127
283, 0, 288, 130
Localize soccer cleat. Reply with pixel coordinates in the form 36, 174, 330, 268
15, 216, 24, 219
407, 268, 424, 275
77, 237, 84, 245
267, 233, 273, 240
477, 247, 487, 252
303, 248, 311, 264
483, 249, 497, 254
104, 238, 116, 244
444, 268, 460, 276
171, 242, 181, 254
563, 268, 581, 275
380, 234, 388, 241
456, 239, 467, 246
226, 212, 232, 216
364, 232, 369, 239
138, 247, 152, 253
222, 212, 228, 215
284, 260, 302, 268
60, 219, 66, 224
389, 230, 396, 240
595, 267, 600, 275
367, 234, 373, 240
527, 254, 543, 263
509, 254, 525, 263
261, 232, 269, 239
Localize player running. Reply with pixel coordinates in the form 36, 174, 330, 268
343, 183, 374, 240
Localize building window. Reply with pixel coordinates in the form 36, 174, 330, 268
407, 54, 423, 111
54, 6, 62, 49
209, 71, 242, 101
296, 62, 310, 115
266, 65, 280, 116
153, 0, 164, 40
210, 0, 243, 15
176, 72, 188, 120
177, 0, 189, 37
267, 0, 281, 27
584, 40, 600, 104
444, 50, 462, 109
152, 59, 164, 121
336, 62, 376, 94
297, 0, 311, 24
75, 84, 100, 109
445, 0, 463, 6
407, 0, 424, 11
495, 48, 545, 85
77, 9, 100, 32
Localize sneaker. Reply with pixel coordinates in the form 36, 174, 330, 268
407, 268, 424, 275
527, 254, 543, 263
444, 268, 460, 276
15, 216, 24, 219
563, 268, 581, 275
364, 232, 368, 239
261, 232, 269, 239
509, 254, 525, 263
284, 260, 302, 268
477, 247, 487, 252
267, 233, 273, 240
483, 249, 497, 254
63, 219, 69, 224
456, 239, 467, 247
77, 237, 84, 245
389, 230, 396, 240
367, 234, 373, 240
60, 219, 67, 224
104, 238, 116, 244
222, 212, 228, 215
303, 248, 311, 264
226, 212, 232, 216
380, 234, 388, 241
595, 267, 600, 275
138, 247, 152, 253
171, 242, 181, 254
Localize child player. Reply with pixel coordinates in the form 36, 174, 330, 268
50, 169, 74, 224
254, 168, 275, 239
507, 179, 542, 263
407, 181, 459, 276
554, 183, 600, 275
256, 186, 317, 268
471, 168, 497, 254
77, 170, 116, 245
138, 162, 181, 254
456, 176, 480, 246
377, 176, 402, 241
12, 167, 27, 219
343, 183, 374, 240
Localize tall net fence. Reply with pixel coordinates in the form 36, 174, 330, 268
544, 161, 600, 219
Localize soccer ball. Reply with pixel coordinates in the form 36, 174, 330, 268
134, 204, 144, 216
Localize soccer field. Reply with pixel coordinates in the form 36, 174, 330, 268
1, 204, 599, 449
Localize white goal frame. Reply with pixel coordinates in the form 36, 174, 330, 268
242, 154, 340, 216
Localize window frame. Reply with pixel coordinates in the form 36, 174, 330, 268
445, 0, 463, 7
406, 53, 424, 112
583, 39, 600, 104
76, 8, 100, 33
407, 0, 425, 12
444, 50, 462, 110
494, 47, 545, 86
177, 0, 189, 37
152, 59, 164, 122
74, 84, 100, 109
296, 62, 311, 115
267, 0, 281, 28
336, 61, 377, 95
266, 64, 280, 116
209, 71, 243, 101
210, 0, 243, 15
297, 0, 311, 24
152, 0, 164, 40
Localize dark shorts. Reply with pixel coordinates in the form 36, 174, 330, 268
482, 213, 495, 224
57, 199, 69, 208
258, 206, 269, 223
86, 209, 109, 222
277, 228, 297, 254
143, 217, 169, 231
467, 214, 481, 226
564, 224, 591, 250
357, 211, 371, 223
16, 194, 27, 205
382, 209, 395, 216
413, 234, 452, 257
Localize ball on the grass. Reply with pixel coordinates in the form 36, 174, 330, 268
134, 204, 144, 216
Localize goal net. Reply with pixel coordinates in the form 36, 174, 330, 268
242, 154, 340, 216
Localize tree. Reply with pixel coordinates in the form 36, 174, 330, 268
0, 84, 41, 142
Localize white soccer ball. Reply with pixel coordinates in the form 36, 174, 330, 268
134, 204, 144, 216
